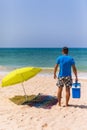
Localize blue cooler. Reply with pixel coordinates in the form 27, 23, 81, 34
72, 82, 81, 98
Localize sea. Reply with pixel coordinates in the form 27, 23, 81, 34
0, 48, 87, 78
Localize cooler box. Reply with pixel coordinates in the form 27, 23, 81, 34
72, 82, 81, 98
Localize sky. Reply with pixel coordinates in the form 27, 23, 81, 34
0, 0, 87, 48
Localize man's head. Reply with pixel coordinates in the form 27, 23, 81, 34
62, 47, 68, 54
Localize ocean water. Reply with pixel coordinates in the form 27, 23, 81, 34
0, 48, 87, 76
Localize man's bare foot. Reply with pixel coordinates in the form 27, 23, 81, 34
58, 103, 61, 106
63, 104, 70, 107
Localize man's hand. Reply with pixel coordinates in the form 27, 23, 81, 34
75, 77, 78, 82
54, 74, 57, 79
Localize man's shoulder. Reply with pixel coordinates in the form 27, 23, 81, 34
67, 56, 75, 64
56, 55, 63, 60
57, 55, 64, 58
68, 55, 74, 60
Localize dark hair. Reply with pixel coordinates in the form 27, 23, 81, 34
62, 47, 68, 54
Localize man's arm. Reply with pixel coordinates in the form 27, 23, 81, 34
72, 65, 78, 82
54, 64, 58, 79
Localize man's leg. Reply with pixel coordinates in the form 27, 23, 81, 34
65, 87, 70, 106
57, 87, 63, 106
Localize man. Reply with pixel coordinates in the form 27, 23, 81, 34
54, 47, 78, 107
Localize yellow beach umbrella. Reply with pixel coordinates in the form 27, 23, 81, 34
1, 67, 41, 100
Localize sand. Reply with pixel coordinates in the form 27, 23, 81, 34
0, 73, 87, 130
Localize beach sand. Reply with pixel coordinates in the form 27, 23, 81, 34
0, 73, 87, 130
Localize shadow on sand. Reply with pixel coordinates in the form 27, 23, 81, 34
10, 93, 58, 109
67, 104, 87, 109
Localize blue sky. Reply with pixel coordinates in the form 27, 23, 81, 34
0, 0, 87, 47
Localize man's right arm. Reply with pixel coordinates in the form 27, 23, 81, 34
72, 65, 78, 82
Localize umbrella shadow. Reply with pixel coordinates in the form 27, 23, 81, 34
23, 94, 58, 109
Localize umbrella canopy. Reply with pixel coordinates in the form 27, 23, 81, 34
1, 67, 41, 87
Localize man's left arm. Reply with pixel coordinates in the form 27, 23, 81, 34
54, 64, 58, 79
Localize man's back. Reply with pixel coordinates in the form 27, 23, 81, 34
56, 55, 75, 77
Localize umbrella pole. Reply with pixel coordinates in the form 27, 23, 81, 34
21, 82, 27, 101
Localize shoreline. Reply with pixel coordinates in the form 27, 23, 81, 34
0, 66, 87, 80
